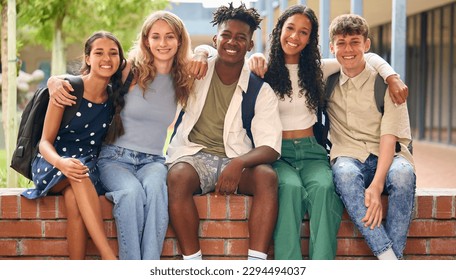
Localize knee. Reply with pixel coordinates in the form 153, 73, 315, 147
167, 163, 198, 201
62, 189, 82, 220
252, 165, 278, 194
387, 164, 416, 193
332, 160, 359, 193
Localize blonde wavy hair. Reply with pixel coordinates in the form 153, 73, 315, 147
129, 11, 192, 106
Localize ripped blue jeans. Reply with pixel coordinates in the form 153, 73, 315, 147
332, 155, 415, 259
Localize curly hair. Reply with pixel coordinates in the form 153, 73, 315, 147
211, 2, 262, 34
130, 11, 192, 106
264, 5, 324, 112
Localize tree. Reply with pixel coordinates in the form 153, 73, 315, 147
18, 0, 169, 75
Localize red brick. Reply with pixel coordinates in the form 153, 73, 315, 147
86, 239, 118, 257
341, 209, 351, 220
416, 196, 433, 218
57, 196, 66, 218
1, 195, 19, 219
300, 239, 309, 257
194, 195, 208, 219
404, 238, 428, 255
226, 239, 248, 256
336, 238, 371, 256
200, 221, 248, 238
200, 239, 225, 255
165, 225, 176, 238
44, 221, 66, 238
408, 220, 456, 237
435, 196, 453, 219
161, 239, 177, 256
429, 238, 456, 255
300, 221, 310, 236
104, 221, 117, 238
38, 196, 57, 219
0, 220, 42, 237
99, 196, 114, 219
228, 195, 248, 220
21, 239, 68, 256
406, 255, 456, 260
208, 194, 228, 219
20, 196, 38, 219
0, 240, 18, 256
337, 220, 357, 237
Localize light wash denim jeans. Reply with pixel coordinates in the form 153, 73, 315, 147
332, 154, 416, 259
97, 144, 169, 260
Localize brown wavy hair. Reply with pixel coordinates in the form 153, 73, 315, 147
130, 11, 192, 106
104, 12, 192, 144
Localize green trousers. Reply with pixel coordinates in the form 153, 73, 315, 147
272, 137, 343, 260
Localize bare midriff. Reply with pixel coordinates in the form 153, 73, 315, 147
282, 127, 314, 139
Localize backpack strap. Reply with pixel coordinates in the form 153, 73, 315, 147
60, 75, 84, 129
170, 108, 185, 143
374, 74, 387, 114
242, 72, 264, 147
325, 72, 341, 100
121, 69, 134, 96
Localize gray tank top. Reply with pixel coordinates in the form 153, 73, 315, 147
114, 73, 176, 155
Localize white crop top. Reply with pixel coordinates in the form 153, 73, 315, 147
278, 64, 316, 131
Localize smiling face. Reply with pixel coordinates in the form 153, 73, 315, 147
214, 19, 254, 67
85, 37, 120, 78
330, 33, 370, 77
146, 19, 179, 66
280, 14, 312, 64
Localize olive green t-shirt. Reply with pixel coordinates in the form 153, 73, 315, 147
188, 71, 238, 157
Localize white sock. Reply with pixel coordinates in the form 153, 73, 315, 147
377, 248, 398, 260
183, 250, 202, 260
247, 249, 267, 260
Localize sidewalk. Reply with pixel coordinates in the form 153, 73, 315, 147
413, 140, 456, 189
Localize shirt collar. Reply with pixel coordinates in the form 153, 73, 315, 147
339, 62, 374, 90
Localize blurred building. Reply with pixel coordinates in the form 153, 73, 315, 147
18, 0, 456, 146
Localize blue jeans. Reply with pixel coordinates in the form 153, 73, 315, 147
97, 144, 169, 260
332, 155, 416, 259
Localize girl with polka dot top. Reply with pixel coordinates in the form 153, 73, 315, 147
22, 31, 126, 260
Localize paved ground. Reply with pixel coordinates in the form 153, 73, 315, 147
413, 140, 456, 189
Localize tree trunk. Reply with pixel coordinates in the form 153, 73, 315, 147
1, 1, 8, 133
51, 16, 66, 75
6, 0, 17, 186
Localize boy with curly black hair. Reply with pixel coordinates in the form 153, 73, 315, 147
166, 2, 282, 260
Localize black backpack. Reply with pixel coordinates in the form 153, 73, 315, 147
10, 75, 84, 180
313, 72, 410, 156
170, 72, 264, 147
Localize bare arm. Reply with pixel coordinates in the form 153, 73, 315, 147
362, 134, 397, 229
39, 101, 89, 182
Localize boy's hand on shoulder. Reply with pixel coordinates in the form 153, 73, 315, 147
386, 74, 408, 105
189, 51, 209, 80
48, 76, 76, 108
247, 53, 268, 79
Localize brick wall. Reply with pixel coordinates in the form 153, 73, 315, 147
0, 188, 455, 260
